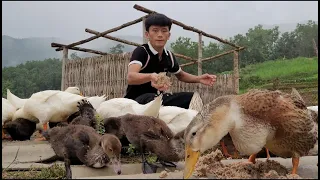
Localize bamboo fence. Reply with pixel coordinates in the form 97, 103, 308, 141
63, 53, 235, 104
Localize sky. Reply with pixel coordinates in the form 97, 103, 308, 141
2, 1, 318, 42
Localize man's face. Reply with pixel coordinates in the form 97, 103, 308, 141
145, 25, 171, 49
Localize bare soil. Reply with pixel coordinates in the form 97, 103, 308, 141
193, 149, 302, 179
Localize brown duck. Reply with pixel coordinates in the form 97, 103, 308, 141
43, 124, 122, 179
103, 113, 185, 174
183, 88, 317, 179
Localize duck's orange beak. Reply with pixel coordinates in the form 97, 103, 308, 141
183, 144, 200, 179
80, 92, 83, 96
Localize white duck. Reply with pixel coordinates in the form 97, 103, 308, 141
307, 105, 318, 156
85, 95, 108, 110
6, 86, 82, 110
2, 98, 16, 139
158, 106, 199, 135
157, 92, 202, 135
6, 89, 28, 110
97, 94, 163, 119
12, 90, 85, 140
307, 105, 318, 112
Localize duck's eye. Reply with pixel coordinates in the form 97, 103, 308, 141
109, 148, 113, 152
192, 132, 196, 136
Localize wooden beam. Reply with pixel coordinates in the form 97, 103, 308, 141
133, 4, 241, 49
198, 33, 203, 76
180, 47, 245, 67
142, 17, 148, 44
55, 15, 150, 51
86, 29, 141, 46
233, 50, 239, 94
52, 43, 108, 55
85, 28, 197, 62
61, 47, 68, 91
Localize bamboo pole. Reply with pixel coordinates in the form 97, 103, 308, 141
142, 17, 148, 44
85, 28, 197, 62
52, 43, 108, 55
61, 47, 68, 91
233, 50, 239, 94
180, 47, 245, 67
312, 38, 318, 57
133, 4, 241, 49
198, 33, 203, 76
85, 29, 141, 46
55, 15, 150, 51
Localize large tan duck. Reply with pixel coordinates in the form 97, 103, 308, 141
183, 89, 317, 178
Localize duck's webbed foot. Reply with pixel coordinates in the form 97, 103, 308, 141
35, 123, 48, 141
248, 153, 257, 164
159, 160, 177, 168
2, 130, 12, 140
291, 157, 299, 174
265, 148, 271, 160
141, 153, 161, 174
220, 140, 233, 158
140, 140, 161, 174
63, 153, 72, 179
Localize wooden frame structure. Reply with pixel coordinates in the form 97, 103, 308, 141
51, 4, 244, 94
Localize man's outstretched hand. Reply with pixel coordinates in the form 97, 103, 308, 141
150, 73, 170, 91
198, 73, 217, 86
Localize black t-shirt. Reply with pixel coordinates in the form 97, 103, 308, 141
124, 43, 181, 100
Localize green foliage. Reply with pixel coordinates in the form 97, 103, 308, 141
126, 144, 137, 157
109, 44, 125, 54
2, 58, 62, 98
95, 113, 105, 135
2, 163, 66, 179
170, 20, 318, 74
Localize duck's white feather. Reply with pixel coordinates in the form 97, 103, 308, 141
6, 89, 27, 109
13, 90, 85, 124
2, 98, 16, 125
86, 95, 107, 110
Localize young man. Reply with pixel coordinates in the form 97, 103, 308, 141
124, 13, 217, 109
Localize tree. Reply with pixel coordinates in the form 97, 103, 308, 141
273, 32, 299, 59
170, 37, 199, 74
294, 20, 318, 57
70, 52, 80, 60
110, 44, 125, 54
2, 58, 62, 98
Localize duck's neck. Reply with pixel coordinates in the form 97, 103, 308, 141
201, 119, 234, 153
143, 94, 163, 117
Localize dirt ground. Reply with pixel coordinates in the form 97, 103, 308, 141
193, 149, 303, 179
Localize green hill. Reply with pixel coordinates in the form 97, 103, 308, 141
234, 57, 318, 105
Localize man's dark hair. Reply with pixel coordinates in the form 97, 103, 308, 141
145, 13, 172, 32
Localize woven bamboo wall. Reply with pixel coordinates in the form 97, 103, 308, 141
63, 53, 235, 104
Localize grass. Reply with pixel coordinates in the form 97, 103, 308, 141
2, 163, 66, 179
219, 57, 318, 105
240, 57, 318, 81
221, 57, 318, 93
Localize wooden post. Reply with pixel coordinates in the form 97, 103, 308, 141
197, 33, 203, 90
142, 17, 148, 44
312, 38, 318, 57
61, 47, 68, 91
198, 33, 203, 76
233, 50, 239, 94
